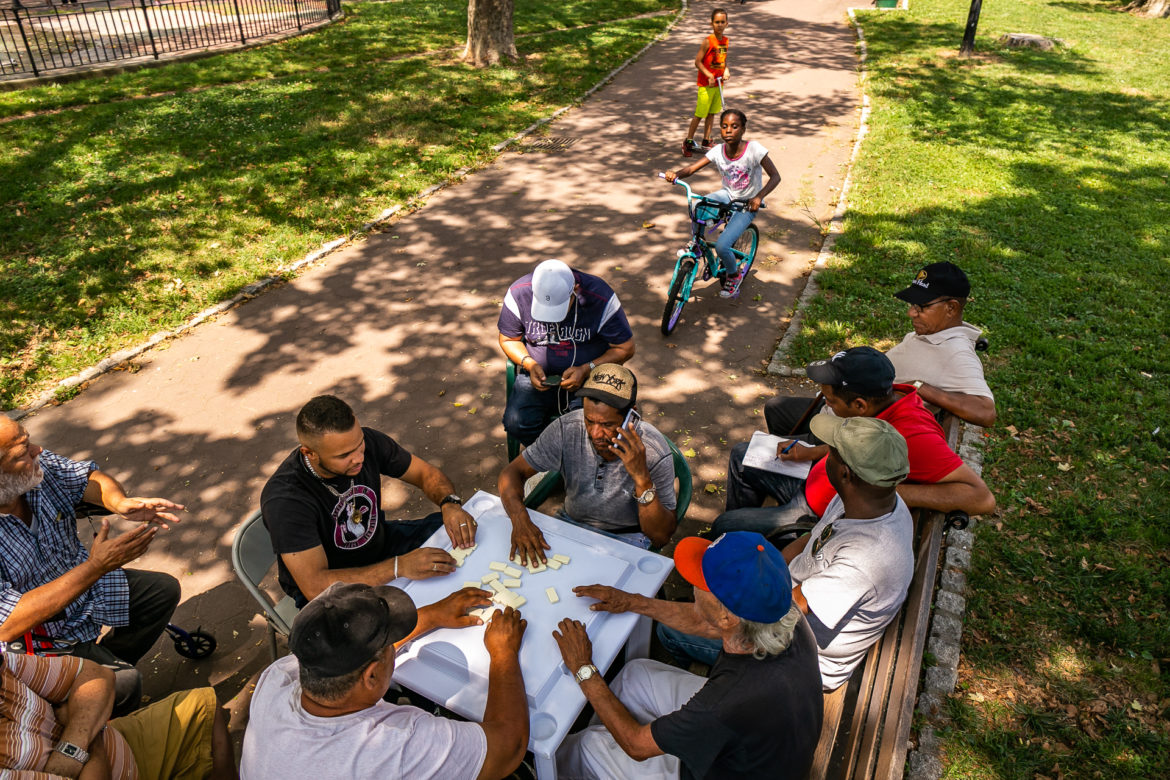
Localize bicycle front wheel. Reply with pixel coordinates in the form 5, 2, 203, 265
661, 258, 696, 335
732, 224, 760, 288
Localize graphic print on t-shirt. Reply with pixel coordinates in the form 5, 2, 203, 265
332, 484, 379, 549
723, 161, 752, 193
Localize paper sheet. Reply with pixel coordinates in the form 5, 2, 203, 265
741, 431, 817, 478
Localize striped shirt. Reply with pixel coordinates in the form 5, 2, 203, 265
0, 652, 137, 778
0, 451, 130, 645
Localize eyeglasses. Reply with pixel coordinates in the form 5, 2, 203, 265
908, 298, 955, 315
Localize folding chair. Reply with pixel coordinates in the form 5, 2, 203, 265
231, 509, 299, 661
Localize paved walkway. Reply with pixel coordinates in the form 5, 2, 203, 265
19, 0, 860, 739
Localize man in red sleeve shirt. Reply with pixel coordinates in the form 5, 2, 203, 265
715, 347, 995, 537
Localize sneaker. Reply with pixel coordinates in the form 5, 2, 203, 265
701, 137, 714, 149
681, 139, 699, 157
719, 268, 745, 298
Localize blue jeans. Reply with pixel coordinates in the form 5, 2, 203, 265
656, 623, 722, 666
705, 191, 757, 273
720, 441, 818, 534
503, 372, 583, 447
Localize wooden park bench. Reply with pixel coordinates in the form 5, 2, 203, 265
805, 413, 970, 780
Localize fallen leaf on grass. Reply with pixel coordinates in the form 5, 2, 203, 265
1057, 462, 1073, 472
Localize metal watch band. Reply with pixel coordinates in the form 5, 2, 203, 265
575, 663, 599, 684
54, 741, 89, 764
634, 488, 656, 505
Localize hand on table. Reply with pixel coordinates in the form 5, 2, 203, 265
398, 547, 457, 579
573, 584, 641, 614
552, 618, 594, 671
484, 606, 527, 657
426, 587, 494, 630
442, 504, 478, 549
112, 496, 185, 529
510, 517, 550, 567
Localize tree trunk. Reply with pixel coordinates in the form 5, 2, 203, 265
463, 0, 518, 68
1123, 0, 1169, 16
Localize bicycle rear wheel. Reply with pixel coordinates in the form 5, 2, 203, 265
661, 259, 696, 335
732, 224, 760, 288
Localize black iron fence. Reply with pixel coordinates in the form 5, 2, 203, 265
1, 0, 341, 78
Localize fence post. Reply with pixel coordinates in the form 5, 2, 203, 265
137, 0, 160, 59
9, 1, 40, 77
231, 0, 246, 44
292, 0, 301, 30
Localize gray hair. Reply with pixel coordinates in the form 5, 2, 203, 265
298, 645, 388, 702
733, 603, 803, 660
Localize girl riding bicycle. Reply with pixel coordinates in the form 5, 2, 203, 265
665, 109, 780, 296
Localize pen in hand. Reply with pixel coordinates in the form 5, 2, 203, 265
778, 439, 797, 457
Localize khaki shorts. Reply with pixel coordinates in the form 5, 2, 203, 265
109, 687, 217, 780
694, 85, 723, 118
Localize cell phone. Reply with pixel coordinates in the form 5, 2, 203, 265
616, 408, 641, 440
543, 374, 562, 387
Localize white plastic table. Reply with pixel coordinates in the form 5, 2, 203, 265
390, 491, 674, 780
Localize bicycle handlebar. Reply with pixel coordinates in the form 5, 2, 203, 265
656, 173, 759, 212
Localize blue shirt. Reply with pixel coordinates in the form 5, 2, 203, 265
497, 269, 633, 375
0, 451, 130, 644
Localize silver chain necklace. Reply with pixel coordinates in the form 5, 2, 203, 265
302, 453, 354, 499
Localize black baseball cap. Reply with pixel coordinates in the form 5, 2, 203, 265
289, 583, 418, 678
805, 346, 895, 398
894, 262, 970, 306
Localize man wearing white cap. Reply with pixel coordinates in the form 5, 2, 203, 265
498, 260, 635, 446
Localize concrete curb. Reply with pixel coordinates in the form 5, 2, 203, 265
8, 3, 689, 421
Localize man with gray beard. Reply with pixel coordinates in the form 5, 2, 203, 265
0, 416, 184, 716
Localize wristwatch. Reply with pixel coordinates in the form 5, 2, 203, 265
54, 741, 89, 764
440, 494, 463, 507
912, 380, 924, 391
634, 487, 656, 505
588, 361, 597, 371
575, 663, 599, 684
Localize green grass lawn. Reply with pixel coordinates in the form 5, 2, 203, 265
788, 0, 1169, 777
0, 0, 675, 407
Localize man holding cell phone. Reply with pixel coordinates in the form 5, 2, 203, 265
498, 365, 678, 563
498, 260, 636, 447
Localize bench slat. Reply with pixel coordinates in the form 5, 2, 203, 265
874, 513, 945, 779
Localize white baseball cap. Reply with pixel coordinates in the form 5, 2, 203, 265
530, 260, 575, 322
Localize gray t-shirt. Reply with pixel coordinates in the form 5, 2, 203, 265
522, 409, 677, 532
788, 495, 914, 690
886, 322, 993, 400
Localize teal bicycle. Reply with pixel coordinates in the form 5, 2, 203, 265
657, 173, 760, 335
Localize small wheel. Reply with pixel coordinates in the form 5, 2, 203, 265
174, 629, 216, 659
732, 225, 759, 291
661, 259, 696, 335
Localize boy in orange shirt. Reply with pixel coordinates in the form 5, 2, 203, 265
683, 8, 730, 157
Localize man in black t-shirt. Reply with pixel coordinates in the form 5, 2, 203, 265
553, 532, 822, 780
261, 395, 479, 606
